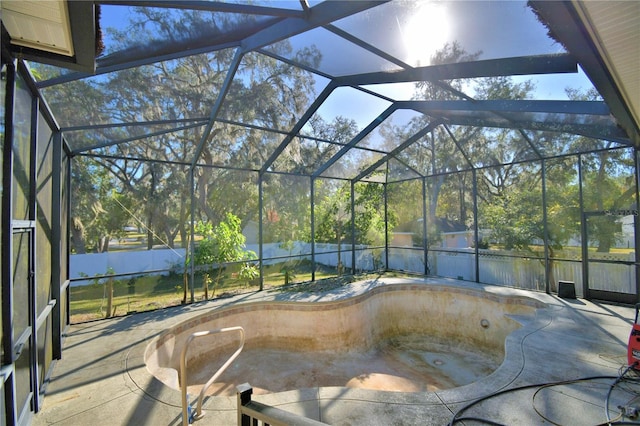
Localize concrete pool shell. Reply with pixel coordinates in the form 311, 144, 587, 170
144, 281, 547, 399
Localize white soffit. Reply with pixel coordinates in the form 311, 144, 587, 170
575, 0, 640, 129
1, 0, 74, 56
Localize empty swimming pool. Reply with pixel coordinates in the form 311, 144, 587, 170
144, 282, 545, 397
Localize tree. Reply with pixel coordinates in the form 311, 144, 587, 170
261, 115, 359, 248
581, 156, 632, 252
377, 43, 483, 243
478, 163, 544, 252
70, 157, 135, 253
191, 212, 256, 299
354, 182, 391, 246
315, 184, 351, 275
567, 89, 634, 252
315, 181, 395, 274
39, 7, 321, 261
477, 156, 585, 290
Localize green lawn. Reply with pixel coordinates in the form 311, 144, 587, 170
70, 261, 341, 323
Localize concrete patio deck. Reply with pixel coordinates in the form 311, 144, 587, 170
33, 277, 638, 425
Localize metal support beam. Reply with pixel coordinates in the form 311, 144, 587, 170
541, 159, 550, 293
190, 47, 244, 169
189, 168, 195, 303
401, 99, 613, 116
260, 82, 337, 175
324, 24, 412, 70
422, 177, 428, 275
1, 58, 17, 426
100, 1, 305, 17
472, 169, 480, 282
634, 149, 640, 301
411, 111, 629, 144
335, 54, 578, 86
405, 99, 626, 148
30, 95, 40, 412
38, 1, 386, 88
354, 122, 441, 182
383, 182, 388, 271
310, 176, 316, 282
258, 176, 264, 291
37, 37, 242, 88
516, 129, 543, 161
313, 104, 397, 178
73, 121, 206, 154
578, 154, 588, 299
350, 181, 356, 275
51, 131, 63, 360
442, 124, 474, 169
61, 117, 210, 132
241, 1, 388, 51
64, 151, 72, 326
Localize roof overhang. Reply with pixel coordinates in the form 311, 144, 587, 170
1, 0, 98, 73
529, 0, 640, 147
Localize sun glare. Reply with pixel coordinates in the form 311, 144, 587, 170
402, 2, 451, 66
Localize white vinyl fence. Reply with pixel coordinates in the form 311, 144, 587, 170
70, 248, 187, 286
384, 248, 635, 297
70, 244, 636, 296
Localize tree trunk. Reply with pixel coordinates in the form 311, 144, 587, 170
97, 236, 109, 253
180, 191, 188, 249
458, 175, 468, 224
597, 239, 612, 253
147, 220, 154, 250
547, 246, 557, 293
182, 273, 188, 304
163, 227, 176, 248
196, 148, 216, 221
105, 279, 114, 318
182, 232, 190, 304
147, 163, 156, 250
203, 273, 209, 300
71, 217, 87, 254
429, 175, 445, 229
336, 225, 343, 276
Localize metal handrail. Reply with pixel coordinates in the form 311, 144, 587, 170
180, 326, 245, 426
237, 383, 328, 425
